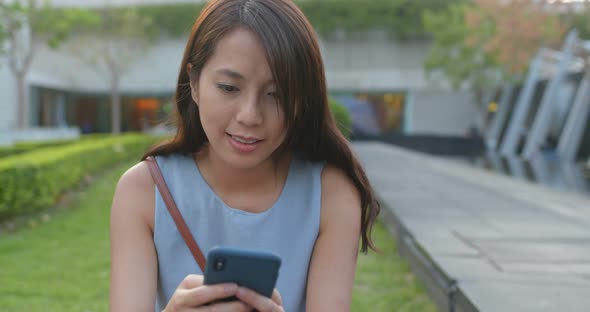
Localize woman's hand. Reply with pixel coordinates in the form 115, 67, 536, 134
236, 287, 285, 312
163, 274, 251, 312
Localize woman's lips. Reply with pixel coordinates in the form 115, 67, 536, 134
227, 133, 262, 153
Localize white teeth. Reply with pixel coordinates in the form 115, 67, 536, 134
232, 135, 257, 144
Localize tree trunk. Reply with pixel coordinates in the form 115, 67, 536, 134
111, 75, 121, 134
9, 22, 34, 130
16, 72, 28, 129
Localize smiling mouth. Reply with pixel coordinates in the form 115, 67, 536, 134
227, 133, 262, 144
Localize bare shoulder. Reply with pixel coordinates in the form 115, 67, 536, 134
321, 164, 358, 195
117, 161, 153, 192
112, 161, 155, 231
319, 164, 361, 229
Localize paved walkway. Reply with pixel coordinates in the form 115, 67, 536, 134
354, 142, 590, 312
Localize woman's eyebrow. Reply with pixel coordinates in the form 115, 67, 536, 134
215, 68, 275, 85
215, 68, 244, 80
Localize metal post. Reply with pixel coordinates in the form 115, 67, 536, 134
403, 91, 414, 134
485, 85, 514, 150
485, 149, 508, 174
557, 73, 590, 162
500, 53, 543, 156
506, 157, 529, 180
522, 30, 578, 159
558, 161, 588, 193
529, 155, 552, 185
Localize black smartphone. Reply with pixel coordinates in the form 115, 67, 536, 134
203, 246, 282, 299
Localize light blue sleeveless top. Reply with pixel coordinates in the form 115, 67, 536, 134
153, 154, 324, 312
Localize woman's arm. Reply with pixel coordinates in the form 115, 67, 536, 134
110, 162, 158, 312
110, 161, 252, 312
306, 165, 362, 312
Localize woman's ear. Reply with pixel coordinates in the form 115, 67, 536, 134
187, 63, 199, 105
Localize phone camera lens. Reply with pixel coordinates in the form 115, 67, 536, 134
214, 258, 225, 271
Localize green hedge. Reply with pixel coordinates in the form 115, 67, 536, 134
329, 98, 353, 139
0, 134, 158, 219
0, 134, 118, 158
0, 146, 34, 158
0, 139, 78, 158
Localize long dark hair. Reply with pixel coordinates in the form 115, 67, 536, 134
143, 0, 380, 252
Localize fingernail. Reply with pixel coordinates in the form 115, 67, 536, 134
237, 287, 246, 296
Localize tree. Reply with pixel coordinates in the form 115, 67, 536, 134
70, 6, 153, 134
423, 3, 501, 129
0, 3, 6, 58
466, 0, 565, 78
423, 0, 566, 130
0, 0, 97, 129
553, 0, 590, 40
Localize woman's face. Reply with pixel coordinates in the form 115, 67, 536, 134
189, 27, 286, 169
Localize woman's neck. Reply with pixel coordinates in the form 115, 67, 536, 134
194, 147, 291, 195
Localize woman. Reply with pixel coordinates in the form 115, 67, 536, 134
110, 0, 380, 311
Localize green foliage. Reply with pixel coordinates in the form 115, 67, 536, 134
422, 3, 502, 103
352, 222, 437, 311
0, 13, 5, 57
71, 6, 153, 56
329, 98, 353, 139
0, 134, 158, 220
0, 139, 78, 158
0, 1, 98, 50
567, 12, 590, 41
0, 2, 19, 59
0, 134, 113, 158
31, 6, 99, 48
422, 1, 581, 105
299, 0, 463, 40
111, 1, 464, 40
90, 6, 154, 41
0, 1, 470, 62
135, 4, 203, 39
0, 146, 31, 158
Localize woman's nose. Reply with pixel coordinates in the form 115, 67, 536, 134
236, 94, 263, 126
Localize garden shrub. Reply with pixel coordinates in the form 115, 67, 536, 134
329, 98, 353, 139
0, 134, 158, 219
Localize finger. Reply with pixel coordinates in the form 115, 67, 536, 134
236, 287, 283, 312
190, 284, 240, 306
172, 283, 239, 308
197, 301, 252, 312
271, 289, 283, 306
179, 274, 204, 289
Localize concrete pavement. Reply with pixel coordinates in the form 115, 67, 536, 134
354, 142, 590, 312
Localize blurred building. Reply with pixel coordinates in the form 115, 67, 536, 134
0, 0, 475, 139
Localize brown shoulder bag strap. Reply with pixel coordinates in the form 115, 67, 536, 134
145, 156, 207, 271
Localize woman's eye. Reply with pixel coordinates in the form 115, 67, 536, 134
217, 84, 238, 93
267, 91, 277, 97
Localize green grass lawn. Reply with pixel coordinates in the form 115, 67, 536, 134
352, 223, 437, 312
0, 159, 436, 312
